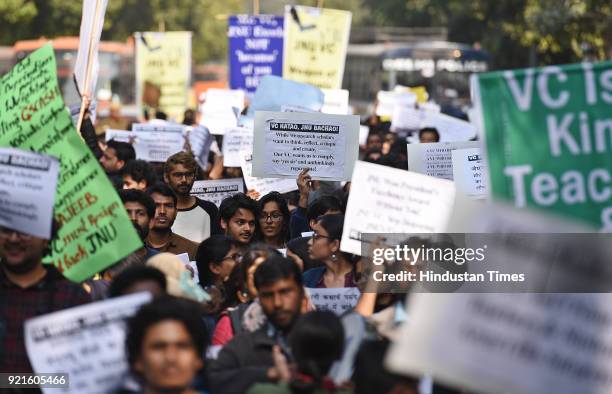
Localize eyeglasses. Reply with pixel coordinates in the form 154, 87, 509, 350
259, 213, 284, 222
170, 172, 195, 180
311, 232, 330, 241
222, 253, 243, 263
0, 227, 32, 240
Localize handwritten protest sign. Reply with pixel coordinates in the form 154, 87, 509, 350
407, 141, 479, 180
228, 15, 284, 93
451, 147, 487, 199
340, 161, 455, 255
199, 89, 244, 135
283, 6, 351, 89
252, 111, 359, 181
222, 126, 254, 167
321, 89, 350, 115
240, 151, 298, 198
472, 61, 612, 230
190, 178, 245, 207
0, 45, 142, 281
248, 75, 324, 116
0, 148, 60, 239
135, 31, 191, 121
105, 129, 185, 162
25, 292, 151, 394
307, 287, 360, 316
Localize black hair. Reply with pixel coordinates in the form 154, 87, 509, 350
106, 139, 136, 163
118, 189, 155, 218
219, 193, 258, 222
289, 311, 344, 393
256, 192, 290, 242
183, 109, 196, 125
316, 214, 344, 242
287, 236, 323, 272
418, 127, 440, 142
108, 264, 167, 298
122, 159, 158, 188
146, 182, 178, 206
126, 296, 207, 371
154, 110, 168, 120
196, 235, 238, 287
254, 254, 303, 290
306, 195, 343, 223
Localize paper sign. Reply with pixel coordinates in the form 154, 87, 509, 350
341, 161, 456, 255
451, 148, 487, 199
187, 125, 214, 170
252, 111, 360, 181
135, 31, 191, 121
0, 148, 60, 239
105, 130, 185, 162
222, 126, 254, 167
407, 141, 479, 180
190, 178, 245, 207
421, 110, 476, 141
472, 61, 612, 230
376, 91, 417, 117
321, 89, 350, 115
74, 0, 108, 98
25, 292, 152, 394
0, 45, 142, 281
283, 5, 351, 89
240, 151, 298, 198
228, 15, 284, 93
307, 287, 360, 316
132, 122, 185, 134
280, 104, 318, 113
392, 106, 423, 131
248, 75, 324, 115
205, 89, 245, 111
358, 125, 369, 146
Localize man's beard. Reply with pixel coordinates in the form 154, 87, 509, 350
134, 222, 149, 241
1, 256, 41, 274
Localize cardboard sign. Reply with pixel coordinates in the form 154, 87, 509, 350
190, 178, 245, 207
341, 161, 455, 255
228, 15, 284, 93
376, 91, 417, 118
0, 148, 60, 239
0, 45, 142, 281
421, 110, 477, 141
222, 126, 254, 167
391, 106, 423, 131
407, 141, 479, 181
105, 129, 185, 162
472, 61, 612, 230
321, 89, 350, 115
283, 5, 351, 89
451, 147, 487, 199
25, 293, 152, 394
252, 111, 360, 181
359, 125, 369, 146
307, 287, 360, 316
199, 89, 244, 135
248, 75, 324, 115
186, 125, 214, 170
135, 31, 191, 121
74, 0, 108, 98
132, 122, 185, 134
240, 151, 298, 198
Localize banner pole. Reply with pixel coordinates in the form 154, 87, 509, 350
76, 0, 102, 132
254, 0, 259, 15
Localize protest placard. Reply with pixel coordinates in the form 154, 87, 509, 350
321, 89, 350, 115
240, 151, 298, 198
0, 45, 142, 281
451, 147, 487, 199
25, 292, 151, 394
135, 31, 191, 121
391, 106, 423, 131
131, 122, 185, 134
359, 125, 369, 146
472, 61, 612, 230
228, 15, 284, 93
283, 5, 351, 89
74, 0, 108, 101
248, 75, 324, 116
252, 111, 360, 181
280, 104, 318, 113
199, 89, 244, 135
421, 110, 477, 141
306, 287, 360, 316
407, 141, 479, 180
0, 148, 60, 239
340, 161, 455, 255
376, 91, 417, 118
105, 129, 185, 162
190, 178, 245, 207
186, 125, 213, 170
222, 126, 254, 167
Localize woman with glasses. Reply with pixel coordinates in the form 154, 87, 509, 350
304, 214, 358, 288
256, 192, 291, 251
196, 235, 243, 290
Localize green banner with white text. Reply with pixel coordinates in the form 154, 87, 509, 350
473, 61, 612, 230
0, 44, 142, 281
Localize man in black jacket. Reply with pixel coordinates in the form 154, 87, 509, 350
207, 255, 304, 393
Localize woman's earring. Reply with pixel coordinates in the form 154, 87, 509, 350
331, 253, 338, 261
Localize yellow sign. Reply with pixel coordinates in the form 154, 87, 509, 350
135, 31, 192, 121
283, 6, 351, 90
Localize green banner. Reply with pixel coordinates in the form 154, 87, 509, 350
0, 44, 142, 281
473, 61, 612, 230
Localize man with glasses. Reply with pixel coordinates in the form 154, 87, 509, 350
0, 222, 90, 373
163, 152, 220, 243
